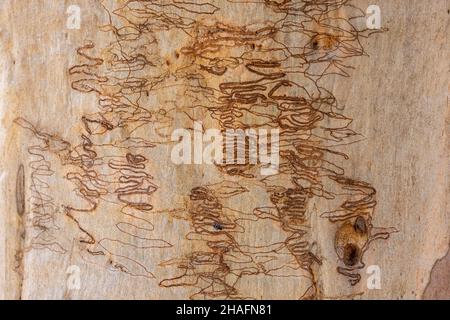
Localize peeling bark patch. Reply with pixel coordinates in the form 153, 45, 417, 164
423, 244, 450, 300
15, 164, 25, 216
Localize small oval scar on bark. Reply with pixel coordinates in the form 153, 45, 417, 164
16, 164, 25, 216
354, 216, 367, 234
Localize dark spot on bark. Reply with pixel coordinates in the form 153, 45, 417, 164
312, 40, 319, 50
343, 244, 360, 266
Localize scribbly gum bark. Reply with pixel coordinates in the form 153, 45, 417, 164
0, 0, 448, 299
